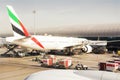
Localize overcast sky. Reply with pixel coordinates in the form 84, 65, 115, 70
0, 0, 120, 36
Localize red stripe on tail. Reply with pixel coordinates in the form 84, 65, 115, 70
19, 20, 30, 37
31, 37, 44, 49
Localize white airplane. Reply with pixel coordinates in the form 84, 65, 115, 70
25, 69, 120, 80
5, 5, 92, 55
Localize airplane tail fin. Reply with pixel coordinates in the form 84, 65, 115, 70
6, 5, 30, 37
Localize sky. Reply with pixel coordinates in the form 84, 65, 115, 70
0, 0, 120, 37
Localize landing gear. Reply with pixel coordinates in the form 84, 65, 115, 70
64, 48, 74, 55
64, 47, 84, 55
28, 50, 40, 55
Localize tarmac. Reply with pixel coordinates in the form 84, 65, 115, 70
0, 47, 119, 80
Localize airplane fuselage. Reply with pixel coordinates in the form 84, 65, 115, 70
6, 35, 88, 50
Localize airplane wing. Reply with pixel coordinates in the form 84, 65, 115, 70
25, 70, 92, 80
107, 40, 120, 43
25, 69, 120, 80
89, 40, 120, 46
88, 40, 107, 46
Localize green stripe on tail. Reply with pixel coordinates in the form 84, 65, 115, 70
7, 7, 19, 24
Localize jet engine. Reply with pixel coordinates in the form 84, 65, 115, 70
81, 45, 92, 53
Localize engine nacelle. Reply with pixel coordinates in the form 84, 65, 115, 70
82, 45, 92, 53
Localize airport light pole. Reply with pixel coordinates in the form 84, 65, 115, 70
33, 10, 36, 35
